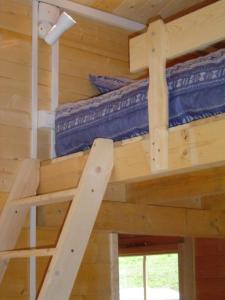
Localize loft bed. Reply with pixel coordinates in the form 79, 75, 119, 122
41, 0, 225, 192
37, 0, 225, 241
1, 1, 225, 300
37, 1, 225, 240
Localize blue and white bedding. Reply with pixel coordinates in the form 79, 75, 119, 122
55, 49, 225, 157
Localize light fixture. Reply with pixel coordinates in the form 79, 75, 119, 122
45, 12, 76, 45
38, 2, 76, 46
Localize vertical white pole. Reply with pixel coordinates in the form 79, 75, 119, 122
51, 40, 59, 158
31, 0, 38, 299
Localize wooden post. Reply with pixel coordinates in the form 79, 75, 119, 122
110, 233, 120, 300
179, 238, 196, 300
147, 19, 168, 171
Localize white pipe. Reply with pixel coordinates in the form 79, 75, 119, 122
41, 0, 145, 31
31, 1, 38, 160
50, 40, 59, 158
29, 207, 36, 300
31, 0, 38, 299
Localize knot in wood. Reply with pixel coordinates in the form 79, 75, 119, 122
95, 166, 102, 173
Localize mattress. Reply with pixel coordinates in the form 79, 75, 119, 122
55, 49, 225, 157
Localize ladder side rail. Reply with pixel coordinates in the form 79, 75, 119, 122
38, 138, 113, 300
0, 159, 39, 282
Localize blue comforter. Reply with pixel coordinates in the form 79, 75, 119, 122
55, 49, 225, 156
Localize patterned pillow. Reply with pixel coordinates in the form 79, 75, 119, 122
89, 74, 135, 94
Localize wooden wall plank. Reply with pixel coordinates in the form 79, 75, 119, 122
201, 194, 225, 211
0, 160, 20, 195
95, 201, 225, 238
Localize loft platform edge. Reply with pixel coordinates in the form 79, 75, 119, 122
39, 114, 225, 194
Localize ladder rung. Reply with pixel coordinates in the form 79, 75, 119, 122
0, 248, 56, 259
10, 188, 76, 208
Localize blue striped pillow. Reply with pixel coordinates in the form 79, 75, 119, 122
89, 74, 135, 93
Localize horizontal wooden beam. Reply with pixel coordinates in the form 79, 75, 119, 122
119, 243, 179, 256
37, 166, 225, 227
201, 193, 225, 211
39, 115, 225, 194
127, 166, 225, 208
96, 202, 225, 238
130, 0, 225, 72
0, 248, 55, 259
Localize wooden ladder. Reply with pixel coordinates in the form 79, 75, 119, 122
0, 138, 114, 299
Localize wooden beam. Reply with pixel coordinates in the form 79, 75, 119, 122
127, 166, 225, 208
147, 19, 168, 171
95, 201, 225, 238
39, 115, 225, 194
119, 243, 179, 256
109, 233, 120, 300
201, 193, 225, 211
130, 0, 225, 72
0, 248, 55, 259
37, 165, 225, 228
179, 238, 196, 300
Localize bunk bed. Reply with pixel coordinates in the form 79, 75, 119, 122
1, 1, 225, 300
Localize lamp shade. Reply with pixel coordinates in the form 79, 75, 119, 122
45, 12, 76, 45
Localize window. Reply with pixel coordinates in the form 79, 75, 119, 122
119, 253, 180, 300
119, 256, 144, 300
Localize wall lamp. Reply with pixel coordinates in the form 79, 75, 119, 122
38, 2, 76, 45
